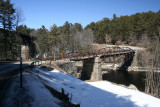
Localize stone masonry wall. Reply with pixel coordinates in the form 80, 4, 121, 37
57, 61, 78, 77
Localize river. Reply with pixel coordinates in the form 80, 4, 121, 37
102, 71, 146, 92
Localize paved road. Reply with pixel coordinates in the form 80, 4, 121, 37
0, 61, 32, 106
0, 61, 32, 76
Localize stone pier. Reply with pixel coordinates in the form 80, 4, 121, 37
81, 57, 102, 80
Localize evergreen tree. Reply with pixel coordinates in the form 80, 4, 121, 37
37, 25, 49, 56
49, 24, 59, 55
0, 0, 15, 30
74, 23, 83, 32
85, 10, 160, 45
0, 0, 15, 59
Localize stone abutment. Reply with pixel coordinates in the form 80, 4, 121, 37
81, 57, 102, 81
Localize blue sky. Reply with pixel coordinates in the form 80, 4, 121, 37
11, 0, 160, 30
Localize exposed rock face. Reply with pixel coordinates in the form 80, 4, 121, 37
21, 45, 29, 59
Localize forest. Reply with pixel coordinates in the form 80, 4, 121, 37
0, 0, 160, 60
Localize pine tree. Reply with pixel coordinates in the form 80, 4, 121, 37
37, 25, 49, 56
0, 0, 15, 30
0, 0, 15, 59
49, 24, 59, 55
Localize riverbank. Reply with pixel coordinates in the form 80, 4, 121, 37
5, 67, 158, 107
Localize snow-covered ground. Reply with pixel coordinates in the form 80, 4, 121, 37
31, 67, 160, 107
3, 67, 160, 107
2, 73, 63, 107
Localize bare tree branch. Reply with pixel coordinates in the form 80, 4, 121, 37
15, 7, 25, 30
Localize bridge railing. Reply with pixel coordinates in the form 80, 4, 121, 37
94, 46, 134, 55
56, 46, 135, 60
32, 46, 135, 61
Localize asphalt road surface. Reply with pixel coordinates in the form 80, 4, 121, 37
0, 61, 32, 106
0, 61, 32, 76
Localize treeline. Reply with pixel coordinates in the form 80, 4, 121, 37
0, 0, 19, 60
28, 10, 160, 58
1, 21, 94, 60
28, 22, 94, 58
1, 0, 160, 60
85, 11, 160, 45
0, 0, 36, 60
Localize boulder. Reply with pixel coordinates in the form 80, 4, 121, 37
128, 84, 138, 90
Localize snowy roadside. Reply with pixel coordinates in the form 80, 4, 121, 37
28, 67, 160, 107
1, 72, 64, 107
2, 66, 160, 107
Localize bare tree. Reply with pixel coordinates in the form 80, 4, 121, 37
82, 29, 94, 52
128, 33, 137, 45
15, 8, 24, 30
145, 28, 160, 98
68, 28, 94, 53
137, 50, 151, 67
139, 34, 151, 48
74, 31, 83, 52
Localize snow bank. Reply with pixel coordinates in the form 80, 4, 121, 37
2, 73, 62, 107
31, 67, 160, 107
23, 74, 61, 107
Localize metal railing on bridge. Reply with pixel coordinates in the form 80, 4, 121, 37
56, 46, 135, 61
31, 46, 135, 65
